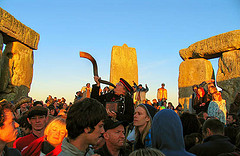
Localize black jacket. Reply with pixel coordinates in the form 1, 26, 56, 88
91, 84, 134, 124
189, 135, 236, 156
95, 143, 130, 156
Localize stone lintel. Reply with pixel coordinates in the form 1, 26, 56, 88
0, 7, 40, 50
179, 30, 240, 60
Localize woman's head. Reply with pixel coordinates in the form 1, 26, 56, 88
197, 87, 205, 97
44, 117, 67, 147
213, 91, 222, 101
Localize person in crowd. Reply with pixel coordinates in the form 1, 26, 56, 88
91, 76, 134, 124
152, 99, 159, 110
102, 86, 110, 95
229, 92, 240, 115
157, 83, 167, 105
58, 98, 107, 156
95, 119, 130, 156
16, 113, 32, 138
167, 102, 174, 110
74, 91, 83, 102
129, 148, 165, 156
197, 111, 208, 120
189, 84, 198, 114
14, 96, 31, 120
184, 133, 203, 151
151, 109, 195, 156
48, 104, 58, 116
81, 83, 92, 98
193, 87, 208, 114
133, 81, 149, 105
159, 101, 167, 110
208, 91, 227, 124
224, 113, 240, 145
21, 117, 67, 156
180, 112, 201, 137
134, 104, 157, 149
33, 101, 44, 107
189, 119, 236, 156
0, 99, 21, 156
13, 106, 48, 152
175, 103, 183, 116
45, 95, 54, 105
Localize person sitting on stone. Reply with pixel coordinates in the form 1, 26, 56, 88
95, 119, 130, 156
0, 99, 21, 156
193, 87, 208, 114
133, 81, 149, 105
189, 118, 236, 156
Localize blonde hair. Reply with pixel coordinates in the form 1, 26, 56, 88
44, 117, 67, 136
135, 105, 152, 144
129, 148, 165, 156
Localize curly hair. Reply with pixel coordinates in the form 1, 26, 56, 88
0, 99, 14, 127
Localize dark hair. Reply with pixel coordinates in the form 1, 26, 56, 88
202, 118, 224, 135
67, 98, 107, 140
180, 112, 201, 137
17, 113, 32, 130
27, 106, 48, 118
184, 133, 203, 151
228, 113, 237, 121
0, 100, 14, 127
33, 101, 43, 107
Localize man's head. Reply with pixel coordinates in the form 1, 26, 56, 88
27, 106, 48, 132
227, 113, 237, 125
33, 101, 43, 107
67, 98, 107, 145
0, 100, 19, 143
202, 119, 224, 138
192, 84, 198, 93
103, 119, 126, 149
114, 78, 133, 96
138, 84, 143, 89
86, 83, 90, 88
161, 83, 165, 88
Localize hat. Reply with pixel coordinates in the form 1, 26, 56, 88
27, 106, 48, 118
138, 104, 157, 121
120, 78, 134, 93
104, 118, 128, 131
15, 96, 31, 110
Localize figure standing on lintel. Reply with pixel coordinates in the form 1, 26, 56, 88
81, 83, 92, 98
157, 83, 167, 106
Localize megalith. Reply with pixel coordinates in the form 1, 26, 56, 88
178, 59, 214, 110
180, 30, 240, 60
0, 7, 40, 102
110, 44, 138, 87
217, 50, 240, 109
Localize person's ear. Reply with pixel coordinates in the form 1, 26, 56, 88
145, 116, 150, 122
103, 132, 109, 140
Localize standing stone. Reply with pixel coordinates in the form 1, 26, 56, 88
0, 42, 33, 102
217, 50, 240, 110
178, 58, 215, 111
110, 44, 138, 87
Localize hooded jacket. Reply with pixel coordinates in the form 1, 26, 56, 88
151, 109, 195, 156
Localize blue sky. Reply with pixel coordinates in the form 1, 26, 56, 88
1, 0, 240, 106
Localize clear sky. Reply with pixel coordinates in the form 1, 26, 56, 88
1, 0, 240, 106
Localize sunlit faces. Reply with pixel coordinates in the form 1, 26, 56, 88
28, 115, 48, 131
197, 88, 204, 97
46, 123, 67, 147
114, 82, 126, 95
87, 120, 105, 146
133, 106, 150, 128
0, 109, 19, 143
105, 124, 125, 148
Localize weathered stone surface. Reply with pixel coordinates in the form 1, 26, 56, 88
0, 7, 40, 50
110, 44, 138, 87
0, 42, 33, 102
0, 33, 3, 79
180, 30, 240, 60
217, 50, 240, 109
178, 58, 215, 110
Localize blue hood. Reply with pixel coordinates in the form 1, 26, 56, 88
151, 109, 195, 156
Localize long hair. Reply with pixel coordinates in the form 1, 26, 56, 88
135, 105, 152, 145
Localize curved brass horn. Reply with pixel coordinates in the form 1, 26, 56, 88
80, 52, 116, 88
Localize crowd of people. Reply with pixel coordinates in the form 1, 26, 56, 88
0, 77, 240, 156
